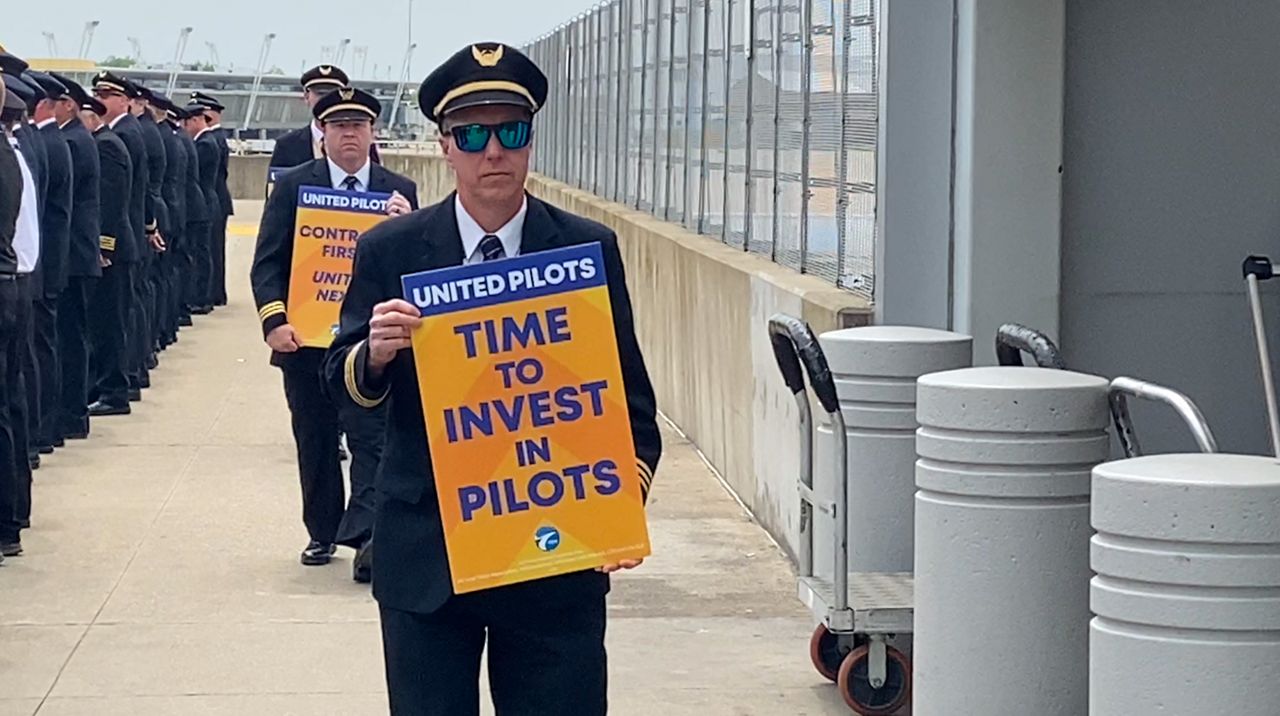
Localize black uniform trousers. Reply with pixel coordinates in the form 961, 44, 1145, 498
280, 357, 382, 548
188, 221, 211, 309
129, 255, 153, 389
211, 212, 228, 306
14, 275, 35, 526
379, 591, 608, 716
34, 295, 60, 448
89, 262, 133, 408
0, 275, 23, 543
57, 277, 95, 438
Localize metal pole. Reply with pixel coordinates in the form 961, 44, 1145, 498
636, 0, 651, 210
834, 0, 852, 284
618, 0, 632, 203
769, 0, 782, 260
386, 43, 417, 129
681, 0, 697, 226
696, 0, 712, 233
166, 27, 193, 97
721, 0, 734, 243
1247, 273, 1280, 458
798, 0, 814, 272
662, 0, 679, 220
243, 32, 276, 132
594, 7, 605, 195
741, 0, 757, 250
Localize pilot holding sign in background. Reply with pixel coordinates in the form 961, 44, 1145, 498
322, 43, 661, 715
250, 86, 417, 582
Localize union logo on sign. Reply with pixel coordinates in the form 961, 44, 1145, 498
534, 526, 561, 552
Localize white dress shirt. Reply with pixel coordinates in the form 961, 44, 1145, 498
37, 118, 56, 130
310, 121, 325, 159
455, 195, 526, 265
9, 138, 41, 274
327, 158, 371, 192
108, 113, 126, 129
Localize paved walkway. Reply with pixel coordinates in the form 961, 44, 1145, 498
0, 203, 845, 715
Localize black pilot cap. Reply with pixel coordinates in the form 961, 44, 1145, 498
189, 91, 225, 112
0, 50, 28, 77
417, 43, 547, 125
27, 71, 68, 100
313, 86, 381, 123
302, 65, 349, 91
92, 70, 132, 96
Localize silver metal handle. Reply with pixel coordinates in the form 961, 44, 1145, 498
1109, 377, 1218, 458
1246, 273, 1280, 459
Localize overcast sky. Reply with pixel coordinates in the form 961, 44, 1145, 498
2, 0, 597, 81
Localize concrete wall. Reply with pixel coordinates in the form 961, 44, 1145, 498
1061, 0, 1280, 455
227, 153, 872, 555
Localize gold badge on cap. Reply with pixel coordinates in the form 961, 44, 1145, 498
339, 88, 355, 101
320, 65, 332, 75
472, 44, 504, 68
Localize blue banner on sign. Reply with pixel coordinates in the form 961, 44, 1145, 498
297, 185, 394, 216
401, 243, 608, 318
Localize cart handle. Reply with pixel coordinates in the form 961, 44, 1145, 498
766, 314, 840, 415
995, 323, 1067, 369
1244, 255, 1274, 281
1109, 376, 1218, 458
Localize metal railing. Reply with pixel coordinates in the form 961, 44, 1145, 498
524, 0, 878, 298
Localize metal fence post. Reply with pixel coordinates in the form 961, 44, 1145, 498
682, 0, 698, 226
662, 0, 679, 221
636, 0, 651, 210
742, 0, 757, 251
720, 0, 734, 244
798, 0, 814, 272
696, 0, 712, 234
834, 0, 852, 284
769, 0, 783, 261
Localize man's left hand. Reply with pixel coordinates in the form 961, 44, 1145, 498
596, 558, 645, 574
386, 191, 412, 217
149, 232, 166, 252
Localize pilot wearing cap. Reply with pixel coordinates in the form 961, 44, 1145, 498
322, 42, 661, 716
0, 70, 29, 564
266, 65, 382, 194
189, 90, 232, 309
46, 73, 103, 442
142, 90, 188, 351
251, 86, 417, 583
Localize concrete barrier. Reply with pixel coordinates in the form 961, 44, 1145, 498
228, 153, 872, 554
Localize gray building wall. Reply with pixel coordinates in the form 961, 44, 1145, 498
1061, 0, 1280, 454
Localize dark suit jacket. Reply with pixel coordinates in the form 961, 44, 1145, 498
321, 194, 662, 615
159, 121, 186, 244
180, 132, 206, 227
194, 130, 221, 230
0, 137, 21, 274
14, 124, 47, 220
36, 121, 73, 296
92, 126, 134, 264
110, 114, 149, 262
251, 158, 418, 372
213, 126, 233, 217
138, 115, 169, 238
266, 124, 381, 198
61, 118, 102, 279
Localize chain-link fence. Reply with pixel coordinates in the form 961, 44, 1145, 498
523, 0, 877, 298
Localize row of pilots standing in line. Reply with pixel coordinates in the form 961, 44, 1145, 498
0, 49, 233, 563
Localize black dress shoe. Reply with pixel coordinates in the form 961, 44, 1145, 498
128, 388, 143, 402
353, 541, 373, 583
64, 431, 89, 441
38, 445, 54, 455
146, 354, 159, 371
178, 314, 193, 327
53, 438, 65, 448
1, 541, 22, 557
300, 541, 336, 566
88, 401, 131, 417
28, 455, 39, 471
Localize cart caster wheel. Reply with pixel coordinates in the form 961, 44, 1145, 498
836, 644, 911, 715
808, 624, 845, 682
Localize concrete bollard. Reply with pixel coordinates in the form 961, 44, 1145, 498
813, 327, 972, 578
1091, 453, 1280, 716
913, 367, 1110, 716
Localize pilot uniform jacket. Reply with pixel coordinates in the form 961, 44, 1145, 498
322, 194, 662, 616
213, 126, 233, 218
159, 121, 186, 242
92, 126, 133, 263
109, 113, 149, 262
193, 130, 220, 229
59, 118, 102, 279
36, 120, 73, 296
250, 157, 418, 372
138, 115, 169, 239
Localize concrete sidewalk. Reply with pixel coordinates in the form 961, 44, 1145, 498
0, 203, 845, 715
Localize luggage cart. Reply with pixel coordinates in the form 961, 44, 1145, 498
768, 314, 912, 716
1109, 377, 1218, 457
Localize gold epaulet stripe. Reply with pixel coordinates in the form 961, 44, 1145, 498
258, 301, 286, 322
99, 235, 116, 251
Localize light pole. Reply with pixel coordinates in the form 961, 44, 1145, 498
78, 20, 100, 59
244, 32, 277, 135
165, 26, 193, 95
387, 42, 417, 132
334, 38, 352, 65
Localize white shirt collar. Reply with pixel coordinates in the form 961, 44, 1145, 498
37, 118, 56, 129
108, 113, 125, 129
327, 157, 372, 192
455, 195, 527, 263
194, 127, 211, 141
208, 123, 222, 131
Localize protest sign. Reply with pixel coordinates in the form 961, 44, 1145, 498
287, 185, 392, 348
401, 242, 651, 593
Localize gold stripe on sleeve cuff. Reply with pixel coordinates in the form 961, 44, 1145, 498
258, 301, 286, 321
637, 461, 654, 491
99, 235, 116, 251
345, 340, 387, 408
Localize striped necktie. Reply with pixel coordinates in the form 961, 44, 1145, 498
479, 234, 506, 262
342, 175, 359, 192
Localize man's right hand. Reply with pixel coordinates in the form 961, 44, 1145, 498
266, 324, 302, 353
368, 299, 422, 371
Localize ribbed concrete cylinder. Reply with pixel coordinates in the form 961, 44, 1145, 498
813, 327, 972, 578
913, 367, 1110, 716
1091, 454, 1280, 716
